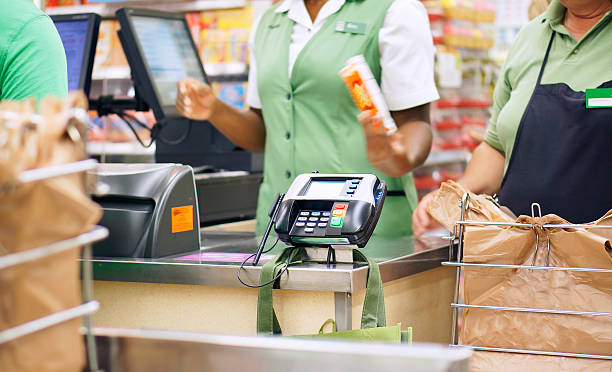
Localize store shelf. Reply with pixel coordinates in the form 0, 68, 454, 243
422, 149, 471, 168
92, 66, 131, 81
205, 62, 247, 77
87, 141, 155, 156
45, 0, 248, 17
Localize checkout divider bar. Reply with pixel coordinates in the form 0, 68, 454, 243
451, 303, 612, 317
452, 345, 612, 361
0, 226, 108, 270
0, 301, 99, 344
442, 261, 612, 273
17, 159, 98, 184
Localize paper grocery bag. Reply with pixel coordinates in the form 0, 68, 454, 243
461, 214, 612, 356
0, 250, 84, 372
471, 350, 612, 372
0, 94, 102, 372
0, 94, 100, 253
428, 181, 612, 370
427, 181, 515, 233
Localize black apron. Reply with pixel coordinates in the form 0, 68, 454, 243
497, 32, 612, 223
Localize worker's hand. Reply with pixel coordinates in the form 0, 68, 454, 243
412, 190, 442, 238
176, 78, 219, 121
358, 111, 410, 178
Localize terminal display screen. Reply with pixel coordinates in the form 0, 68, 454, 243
54, 20, 89, 91
304, 180, 347, 198
131, 16, 205, 107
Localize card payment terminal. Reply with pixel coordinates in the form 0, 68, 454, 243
274, 173, 387, 247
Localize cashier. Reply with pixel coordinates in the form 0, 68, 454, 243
413, 0, 612, 236
177, 0, 439, 236
1, 0, 68, 100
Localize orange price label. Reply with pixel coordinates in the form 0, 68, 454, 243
171, 205, 194, 233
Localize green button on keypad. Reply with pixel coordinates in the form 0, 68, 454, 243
330, 216, 343, 227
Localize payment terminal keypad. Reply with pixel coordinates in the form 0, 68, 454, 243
291, 202, 350, 234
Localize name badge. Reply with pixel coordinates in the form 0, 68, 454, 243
586, 88, 612, 108
335, 21, 367, 35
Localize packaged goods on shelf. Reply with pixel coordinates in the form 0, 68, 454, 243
418, 0, 499, 200
188, 7, 253, 69
88, 111, 154, 144
440, 0, 496, 23
93, 20, 129, 74
212, 82, 247, 109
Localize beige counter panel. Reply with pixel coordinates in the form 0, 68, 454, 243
92, 266, 454, 342
93, 281, 335, 336
351, 266, 455, 343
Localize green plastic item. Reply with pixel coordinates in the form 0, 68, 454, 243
296, 318, 412, 343
256, 247, 411, 343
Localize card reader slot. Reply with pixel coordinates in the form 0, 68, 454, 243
92, 197, 155, 257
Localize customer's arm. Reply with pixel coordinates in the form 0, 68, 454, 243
360, 104, 433, 178
457, 142, 505, 194
176, 78, 266, 153
412, 60, 512, 237
412, 143, 505, 237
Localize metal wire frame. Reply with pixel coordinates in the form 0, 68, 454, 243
0, 159, 107, 371
443, 195, 612, 360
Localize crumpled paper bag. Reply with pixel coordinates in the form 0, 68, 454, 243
0, 94, 102, 372
428, 181, 612, 371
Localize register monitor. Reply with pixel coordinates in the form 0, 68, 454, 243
115, 8, 261, 171
51, 13, 101, 97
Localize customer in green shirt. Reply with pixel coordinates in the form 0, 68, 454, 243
0, 0, 68, 100
414, 0, 612, 232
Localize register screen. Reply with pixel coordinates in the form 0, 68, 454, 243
54, 20, 89, 91
304, 180, 346, 198
131, 16, 205, 107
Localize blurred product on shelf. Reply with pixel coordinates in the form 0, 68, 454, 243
417, 0, 499, 201
423, 0, 496, 49
46, 0, 76, 6
212, 82, 247, 109
186, 8, 252, 69
88, 111, 154, 143
413, 163, 464, 199
529, 0, 551, 20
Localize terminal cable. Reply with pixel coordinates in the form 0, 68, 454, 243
111, 111, 193, 148
237, 238, 291, 289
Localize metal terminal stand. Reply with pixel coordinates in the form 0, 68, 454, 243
304, 245, 357, 265
442, 195, 612, 360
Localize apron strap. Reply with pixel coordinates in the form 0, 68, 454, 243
536, 32, 556, 86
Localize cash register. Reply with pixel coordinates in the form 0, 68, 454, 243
91, 163, 200, 258
113, 8, 262, 224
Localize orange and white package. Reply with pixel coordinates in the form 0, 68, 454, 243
339, 55, 397, 134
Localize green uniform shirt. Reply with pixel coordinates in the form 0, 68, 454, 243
485, 0, 612, 171
254, 0, 418, 237
0, 0, 68, 100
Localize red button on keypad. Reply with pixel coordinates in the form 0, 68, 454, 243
334, 204, 348, 210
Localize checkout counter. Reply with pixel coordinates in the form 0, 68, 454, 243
89, 225, 455, 343
52, 7, 456, 345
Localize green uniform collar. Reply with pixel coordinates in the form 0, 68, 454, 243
541, 0, 612, 39
275, 0, 364, 14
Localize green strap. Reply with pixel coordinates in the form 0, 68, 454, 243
353, 249, 386, 329
318, 319, 337, 334
257, 247, 385, 335
257, 247, 307, 335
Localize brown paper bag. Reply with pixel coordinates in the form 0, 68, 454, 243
0, 94, 102, 372
428, 181, 612, 370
